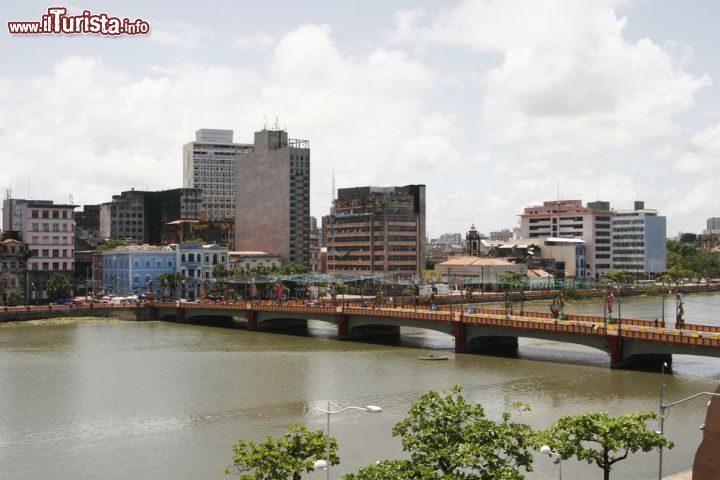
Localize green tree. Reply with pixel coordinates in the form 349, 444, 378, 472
343, 460, 436, 480
225, 424, 334, 480
156, 272, 185, 299
278, 263, 310, 275
391, 385, 535, 479
539, 411, 673, 480
45, 273, 72, 301
498, 271, 523, 291
6, 292, 25, 306
601, 270, 635, 286
97, 240, 127, 252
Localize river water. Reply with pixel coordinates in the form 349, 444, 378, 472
1, 292, 719, 480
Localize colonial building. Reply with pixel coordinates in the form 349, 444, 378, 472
101, 245, 175, 297
0, 237, 28, 304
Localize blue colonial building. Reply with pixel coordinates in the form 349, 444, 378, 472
102, 245, 175, 297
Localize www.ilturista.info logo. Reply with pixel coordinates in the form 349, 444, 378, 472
8, 7, 150, 35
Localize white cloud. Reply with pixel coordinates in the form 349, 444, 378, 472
231, 33, 276, 49
150, 21, 212, 49
394, 0, 711, 157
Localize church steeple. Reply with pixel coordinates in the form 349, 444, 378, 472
466, 224, 480, 256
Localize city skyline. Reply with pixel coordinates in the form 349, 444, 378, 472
2, 0, 720, 238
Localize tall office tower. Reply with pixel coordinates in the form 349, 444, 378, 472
183, 129, 253, 222
326, 185, 426, 280
234, 129, 311, 265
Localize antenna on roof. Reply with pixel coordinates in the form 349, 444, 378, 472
274, 117, 280, 131
332, 166, 336, 202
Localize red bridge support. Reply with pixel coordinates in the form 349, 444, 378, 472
336, 313, 348, 339
246, 310, 257, 330
607, 336, 623, 368
453, 322, 467, 353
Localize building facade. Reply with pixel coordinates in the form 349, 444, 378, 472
325, 185, 426, 280
612, 202, 667, 273
234, 129, 311, 265
102, 245, 175, 297
519, 199, 665, 277
99, 188, 203, 244
3, 199, 77, 303
0, 238, 28, 304
183, 129, 253, 222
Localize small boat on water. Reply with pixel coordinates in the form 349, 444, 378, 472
419, 354, 449, 361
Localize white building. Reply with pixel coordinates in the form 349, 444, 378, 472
518, 200, 611, 278
612, 202, 666, 274
183, 129, 253, 222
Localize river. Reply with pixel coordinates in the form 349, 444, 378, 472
0, 292, 719, 479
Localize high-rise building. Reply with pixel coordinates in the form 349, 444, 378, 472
183, 129, 253, 222
234, 129, 311, 265
707, 217, 720, 234
325, 185, 426, 280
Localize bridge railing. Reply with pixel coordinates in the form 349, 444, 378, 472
149, 301, 720, 350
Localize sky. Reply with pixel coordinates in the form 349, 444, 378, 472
2, 0, 719, 239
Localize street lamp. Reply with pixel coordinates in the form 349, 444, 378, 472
314, 402, 382, 479
657, 364, 720, 480
540, 445, 562, 479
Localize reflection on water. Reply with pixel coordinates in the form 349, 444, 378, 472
0, 293, 718, 479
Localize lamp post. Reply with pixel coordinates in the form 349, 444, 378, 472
657, 368, 720, 480
314, 402, 382, 479
540, 445, 562, 479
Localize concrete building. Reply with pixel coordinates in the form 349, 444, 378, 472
706, 217, 720, 234
99, 188, 204, 245
612, 201, 667, 274
234, 129, 311, 265
325, 185, 426, 280
1, 199, 77, 303
183, 129, 253, 222
519, 199, 665, 277
519, 200, 612, 278
74, 204, 102, 250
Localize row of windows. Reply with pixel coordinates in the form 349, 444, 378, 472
31, 209, 70, 219
30, 249, 72, 258
31, 262, 72, 270
30, 223, 72, 232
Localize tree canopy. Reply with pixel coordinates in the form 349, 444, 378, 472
390, 385, 535, 479
539, 410, 673, 480
225, 424, 334, 480
45, 273, 72, 301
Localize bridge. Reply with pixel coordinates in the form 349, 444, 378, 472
147, 300, 720, 369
